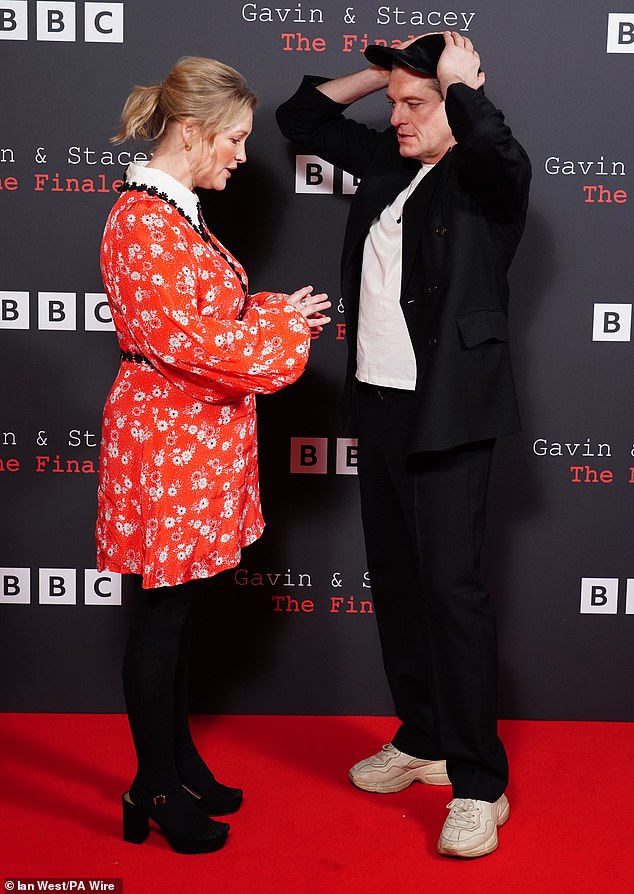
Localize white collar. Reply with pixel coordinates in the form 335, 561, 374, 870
124, 161, 200, 222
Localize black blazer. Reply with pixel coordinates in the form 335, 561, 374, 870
277, 77, 531, 452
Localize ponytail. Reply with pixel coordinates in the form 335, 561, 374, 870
111, 57, 257, 146
112, 83, 164, 144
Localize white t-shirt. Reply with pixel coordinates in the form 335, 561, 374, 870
356, 163, 434, 390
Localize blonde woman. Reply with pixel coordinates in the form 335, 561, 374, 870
97, 56, 330, 854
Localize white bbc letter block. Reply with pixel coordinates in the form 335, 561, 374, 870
607, 13, 634, 53
592, 303, 632, 342
626, 579, 634, 614
580, 577, 618, 614
0, 2, 28, 39
85, 292, 114, 330
38, 292, 77, 330
0, 568, 31, 604
85, 2, 124, 42
39, 568, 77, 605
336, 438, 358, 475
0, 291, 29, 329
85, 569, 122, 605
342, 170, 360, 195
295, 155, 334, 194
37, 1, 76, 41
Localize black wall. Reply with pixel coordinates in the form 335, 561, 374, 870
1, 1, 633, 718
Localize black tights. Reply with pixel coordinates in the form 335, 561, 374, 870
123, 577, 206, 794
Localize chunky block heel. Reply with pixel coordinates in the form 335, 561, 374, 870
121, 784, 229, 854
122, 792, 150, 844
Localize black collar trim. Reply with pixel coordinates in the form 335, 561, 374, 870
119, 179, 210, 242
119, 178, 248, 295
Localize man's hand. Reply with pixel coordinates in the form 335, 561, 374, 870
437, 31, 485, 94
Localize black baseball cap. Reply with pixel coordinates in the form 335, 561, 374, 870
364, 33, 445, 76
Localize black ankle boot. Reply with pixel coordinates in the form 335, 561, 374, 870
122, 781, 229, 854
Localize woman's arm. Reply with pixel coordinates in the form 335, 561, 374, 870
102, 202, 320, 403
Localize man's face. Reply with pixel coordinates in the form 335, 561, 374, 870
387, 66, 455, 164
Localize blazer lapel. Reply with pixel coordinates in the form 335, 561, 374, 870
342, 157, 417, 274
401, 151, 451, 293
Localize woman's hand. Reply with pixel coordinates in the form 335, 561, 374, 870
286, 286, 331, 333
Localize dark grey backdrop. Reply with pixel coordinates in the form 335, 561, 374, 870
1, 1, 632, 719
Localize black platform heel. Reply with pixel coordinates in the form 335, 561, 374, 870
122, 792, 151, 844
182, 780, 243, 816
177, 753, 244, 815
122, 783, 229, 854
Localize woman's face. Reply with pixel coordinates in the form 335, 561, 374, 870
191, 110, 253, 191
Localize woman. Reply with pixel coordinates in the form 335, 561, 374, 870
96, 56, 330, 854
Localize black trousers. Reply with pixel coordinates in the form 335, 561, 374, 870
356, 383, 508, 802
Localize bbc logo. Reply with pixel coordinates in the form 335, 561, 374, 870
0, 291, 114, 330
290, 437, 358, 475
607, 12, 634, 53
295, 155, 360, 195
0, 2, 123, 42
580, 578, 634, 614
592, 303, 632, 342
0, 568, 122, 605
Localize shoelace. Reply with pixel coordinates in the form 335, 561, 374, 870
366, 744, 396, 766
445, 798, 481, 829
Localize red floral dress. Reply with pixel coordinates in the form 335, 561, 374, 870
96, 164, 310, 588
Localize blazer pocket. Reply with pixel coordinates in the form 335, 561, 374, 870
456, 310, 509, 349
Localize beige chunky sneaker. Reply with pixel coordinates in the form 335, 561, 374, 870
437, 793, 510, 858
348, 743, 450, 792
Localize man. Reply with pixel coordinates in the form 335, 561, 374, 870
277, 32, 530, 858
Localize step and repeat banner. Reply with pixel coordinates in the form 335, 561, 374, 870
1, 1, 632, 718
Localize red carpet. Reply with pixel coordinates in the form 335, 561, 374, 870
0, 714, 630, 893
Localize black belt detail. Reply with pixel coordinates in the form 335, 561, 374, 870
120, 350, 152, 366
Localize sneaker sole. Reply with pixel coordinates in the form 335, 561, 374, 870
437, 799, 510, 858
349, 762, 450, 793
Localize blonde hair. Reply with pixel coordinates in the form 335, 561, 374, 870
112, 56, 257, 144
